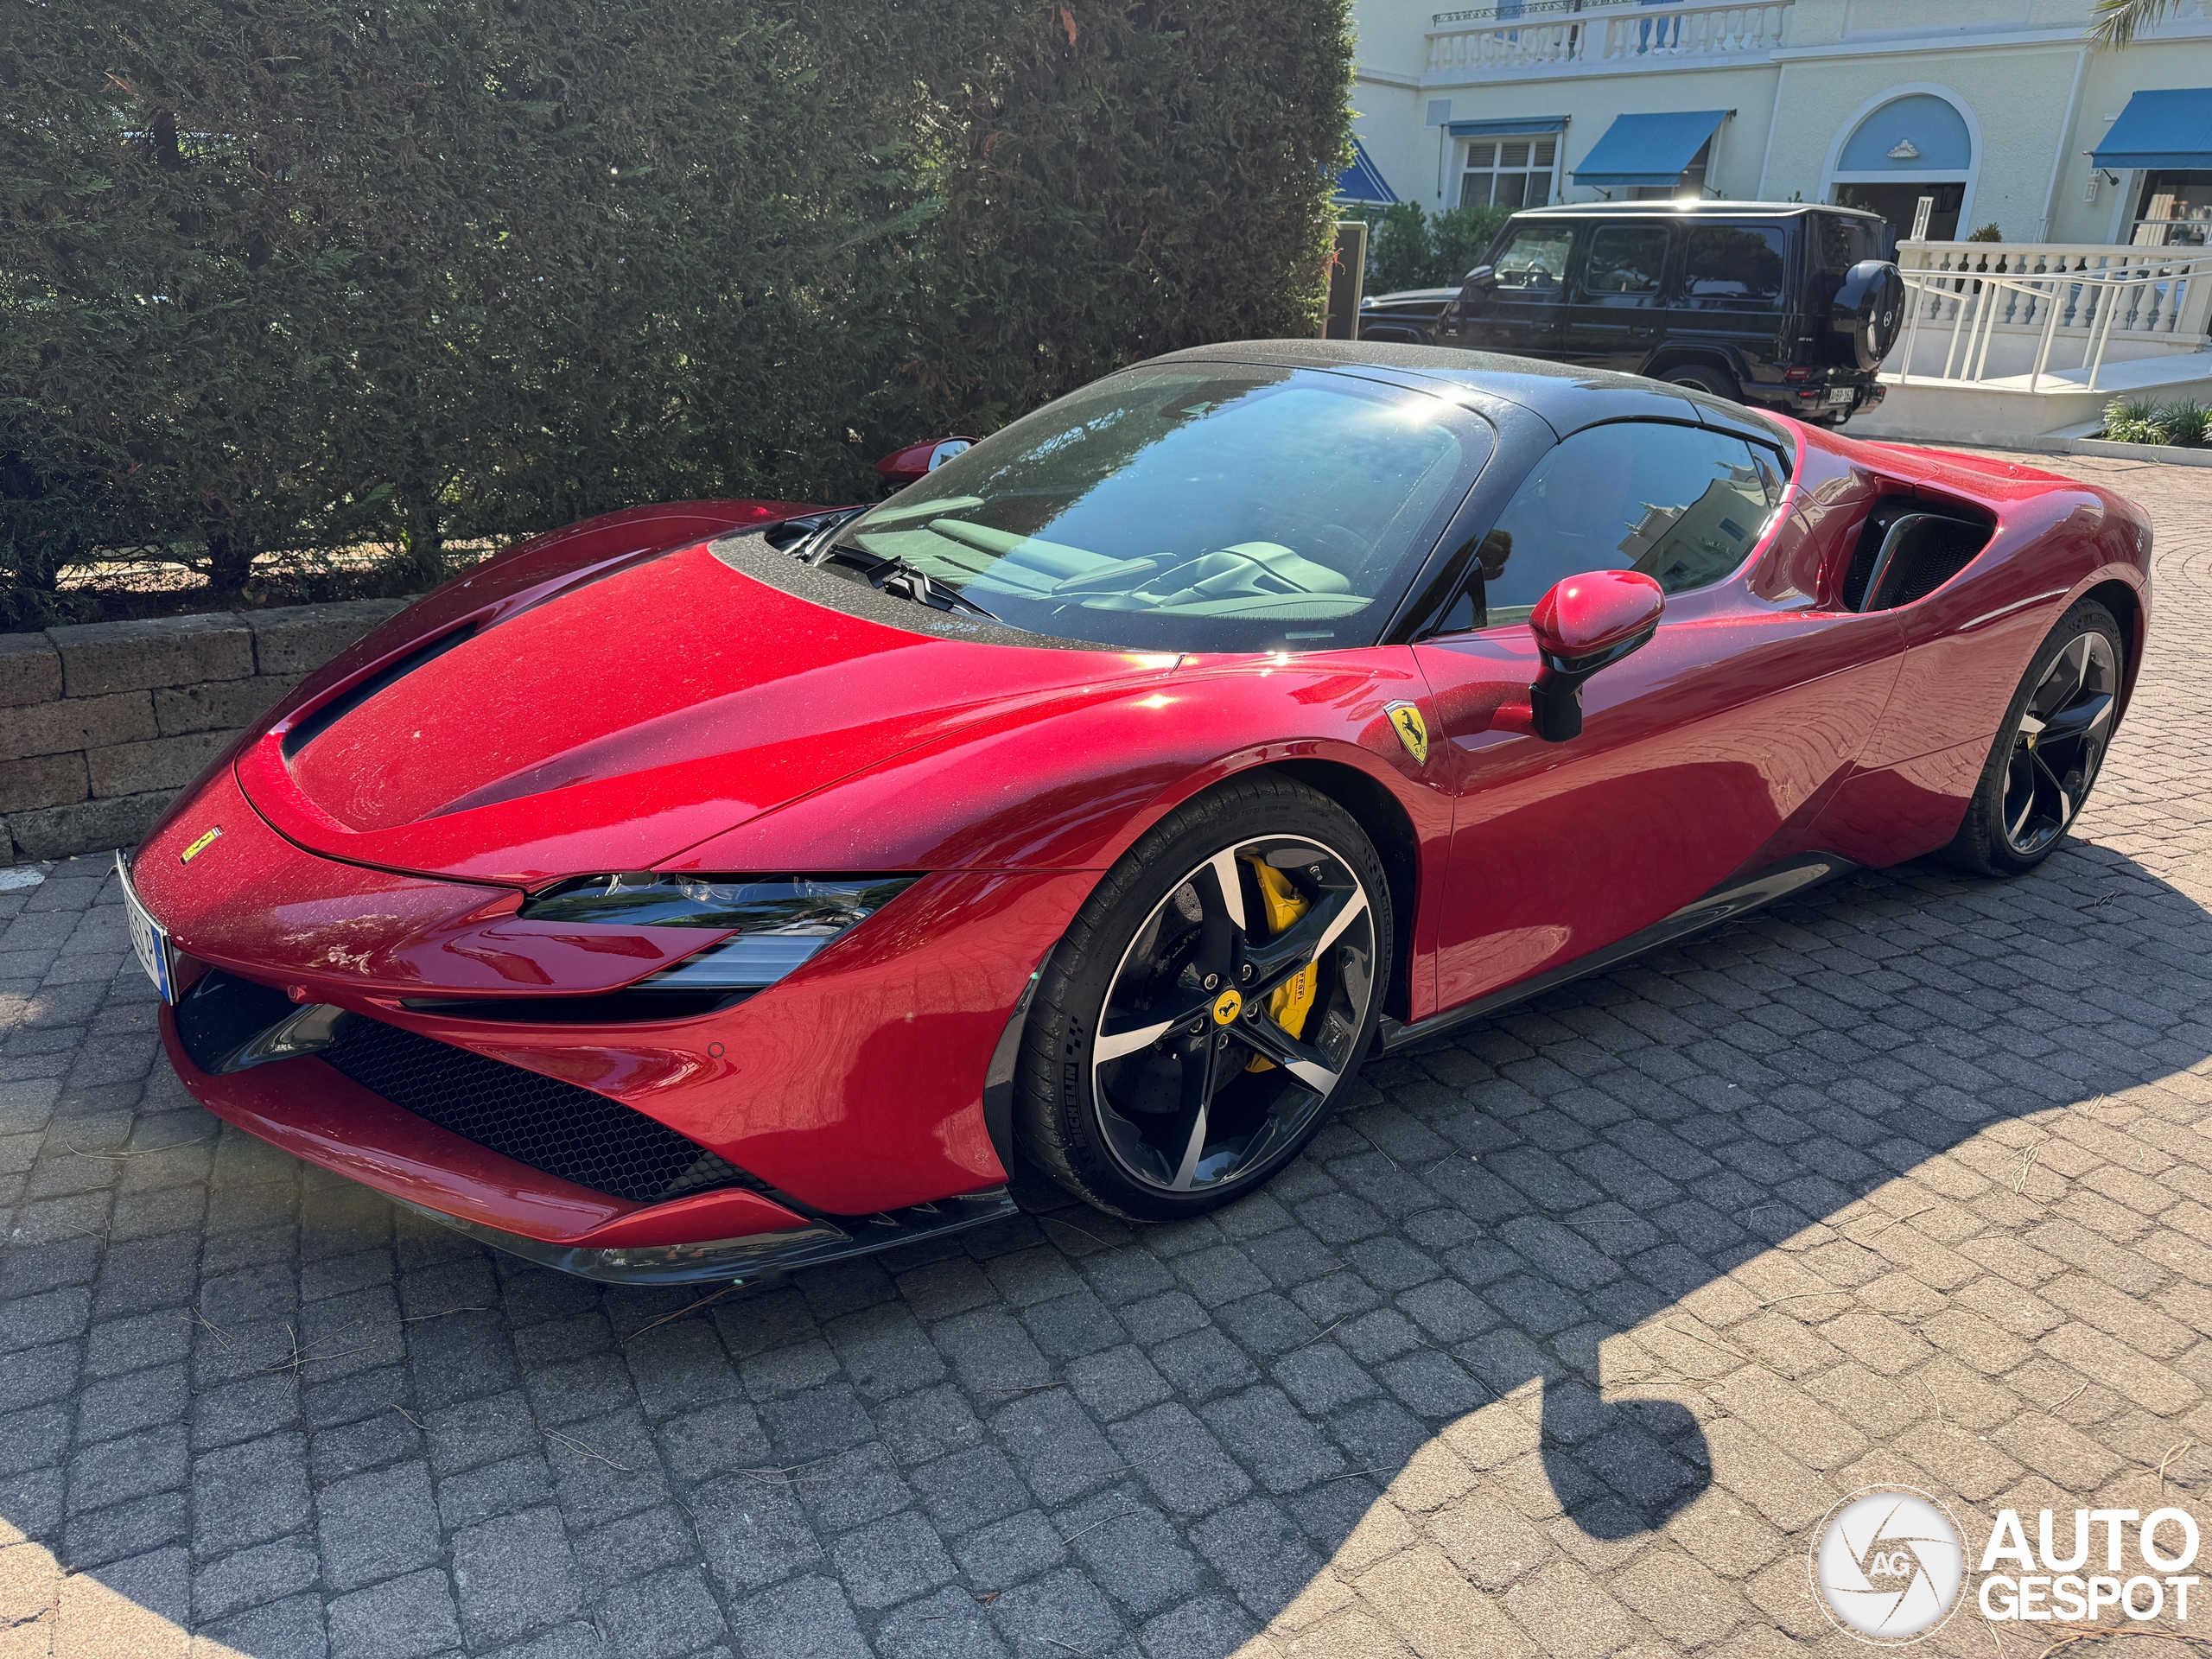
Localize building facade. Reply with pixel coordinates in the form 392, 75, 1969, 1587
1347, 0, 2212, 251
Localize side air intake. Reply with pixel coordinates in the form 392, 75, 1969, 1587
1841, 499, 1993, 613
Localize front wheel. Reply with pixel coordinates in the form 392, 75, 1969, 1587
1945, 600, 2124, 876
1017, 776, 1390, 1221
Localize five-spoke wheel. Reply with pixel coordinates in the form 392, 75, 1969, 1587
1090, 836, 1375, 1194
1999, 631, 2116, 858
1948, 600, 2126, 876
1019, 778, 1390, 1220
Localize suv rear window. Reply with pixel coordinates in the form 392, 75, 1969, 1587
1813, 215, 1885, 276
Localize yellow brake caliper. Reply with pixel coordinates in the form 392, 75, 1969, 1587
1243, 858, 1317, 1072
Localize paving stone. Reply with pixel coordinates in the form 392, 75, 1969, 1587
315, 1461, 440, 1592
452, 1505, 583, 1649
732, 1573, 870, 1659
594, 1566, 727, 1658
826, 1507, 957, 1609
195, 1431, 312, 1556
325, 1567, 461, 1659
191, 1537, 322, 1624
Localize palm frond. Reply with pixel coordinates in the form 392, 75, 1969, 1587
2089, 0, 2185, 48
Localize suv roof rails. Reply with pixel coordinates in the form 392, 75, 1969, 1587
1512, 200, 1885, 221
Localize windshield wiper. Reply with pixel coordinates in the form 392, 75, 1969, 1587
823, 543, 1001, 623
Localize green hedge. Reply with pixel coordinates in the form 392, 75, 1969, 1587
1359, 201, 1513, 297
1, 1, 1352, 621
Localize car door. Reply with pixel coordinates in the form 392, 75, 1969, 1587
1561, 221, 1672, 372
1458, 219, 1578, 359
1410, 417, 1905, 1011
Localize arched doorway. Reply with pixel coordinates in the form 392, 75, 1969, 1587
1824, 88, 1979, 244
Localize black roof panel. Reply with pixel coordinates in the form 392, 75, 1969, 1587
1136, 340, 1795, 448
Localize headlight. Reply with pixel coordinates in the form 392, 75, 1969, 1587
520, 874, 919, 990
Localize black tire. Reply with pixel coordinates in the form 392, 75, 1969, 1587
1017, 775, 1392, 1222
1944, 600, 2124, 877
1662, 364, 1742, 403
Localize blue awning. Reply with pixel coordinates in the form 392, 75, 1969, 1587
1446, 116, 1569, 140
1572, 110, 1728, 188
1333, 136, 1399, 206
2093, 88, 2212, 170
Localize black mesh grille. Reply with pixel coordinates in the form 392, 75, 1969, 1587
321, 1015, 756, 1205
1884, 520, 1989, 607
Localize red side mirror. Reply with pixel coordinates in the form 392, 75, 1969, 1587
876, 437, 978, 486
1529, 569, 1666, 665
1497, 569, 1665, 744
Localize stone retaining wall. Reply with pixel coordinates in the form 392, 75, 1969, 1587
0, 598, 410, 863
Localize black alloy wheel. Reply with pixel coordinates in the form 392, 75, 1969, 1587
1090, 836, 1374, 1193
1019, 777, 1390, 1221
1947, 600, 2125, 876
1999, 629, 2118, 856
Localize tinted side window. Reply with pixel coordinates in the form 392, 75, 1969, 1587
1580, 226, 1669, 302
1682, 225, 1786, 310
1814, 214, 1885, 274
1463, 423, 1783, 624
1491, 225, 1573, 292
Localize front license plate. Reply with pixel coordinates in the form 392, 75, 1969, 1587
118, 853, 175, 1004
1825, 388, 1856, 407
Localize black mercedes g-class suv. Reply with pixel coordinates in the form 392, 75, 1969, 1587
1433, 201, 1904, 426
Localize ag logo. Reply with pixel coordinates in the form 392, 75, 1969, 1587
1811, 1487, 1967, 1644
1384, 702, 1428, 766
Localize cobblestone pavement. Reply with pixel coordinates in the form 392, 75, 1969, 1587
3, 452, 2210, 1659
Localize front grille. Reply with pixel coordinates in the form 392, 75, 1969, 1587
321, 1015, 756, 1205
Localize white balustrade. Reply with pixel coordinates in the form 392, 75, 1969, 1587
1891, 239, 2212, 392
1427, 0, 1789, 73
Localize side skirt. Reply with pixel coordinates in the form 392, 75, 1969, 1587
1376, 852, 1857, 1053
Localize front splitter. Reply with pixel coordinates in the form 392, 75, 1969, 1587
393, 1185, 1020, 1285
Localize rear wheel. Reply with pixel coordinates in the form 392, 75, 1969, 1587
1662, 364, 1742, 404
1017, 777, 1389, 1221
1945, 600, 2124, 876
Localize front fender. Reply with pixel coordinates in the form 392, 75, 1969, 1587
658, 649, 1446, 876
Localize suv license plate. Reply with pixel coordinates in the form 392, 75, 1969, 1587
118, 854, 175, 1003
1825, 388, 1856, 406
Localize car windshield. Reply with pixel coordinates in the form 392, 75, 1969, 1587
829, 365, 1490, 653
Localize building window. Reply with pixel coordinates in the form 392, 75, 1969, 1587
1461, 137, 1556, 210
2133, 170, 2212, 247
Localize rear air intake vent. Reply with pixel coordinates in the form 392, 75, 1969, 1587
319, 1014, 761, 1205
282, 624, 479, 760
1842, 499, 1993, 613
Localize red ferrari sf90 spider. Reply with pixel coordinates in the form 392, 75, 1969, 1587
123, 342, 2151, 1283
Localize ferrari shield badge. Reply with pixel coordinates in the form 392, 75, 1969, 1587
180, 827, 222, 864
1384, 702, 1429, 766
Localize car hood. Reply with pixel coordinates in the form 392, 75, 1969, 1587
233, 537, 1165, 887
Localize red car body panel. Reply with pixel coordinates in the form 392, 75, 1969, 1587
134, 387, 2152, 1262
